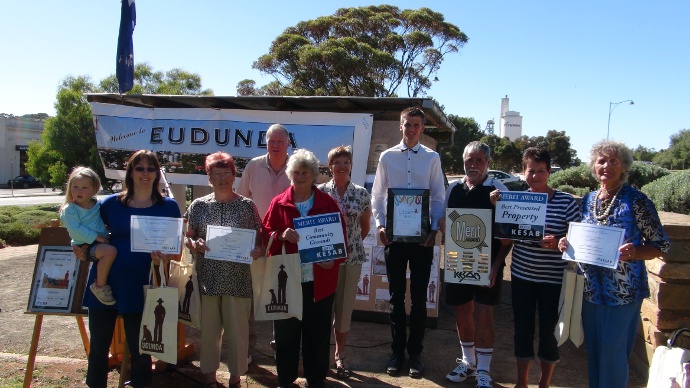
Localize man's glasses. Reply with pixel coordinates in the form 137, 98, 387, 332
134, 166, 158, 173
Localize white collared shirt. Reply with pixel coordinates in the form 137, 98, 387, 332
371, 140, 446, 230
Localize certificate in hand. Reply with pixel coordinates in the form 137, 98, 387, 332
204, 225, 256, 264
562, 222, 625, 269
130, 215, 184, 254
294, 212, 347, 264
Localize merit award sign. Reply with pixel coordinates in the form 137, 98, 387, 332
294, 212, 347, 264
494, 192, 548, 241
386, 188, 430, 243
444, 208, 492, 286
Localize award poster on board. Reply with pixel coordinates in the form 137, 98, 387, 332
444, 208, 493, 286
294, 212, 347, 264
28, 246, 82, 313
494, 192, 548, 241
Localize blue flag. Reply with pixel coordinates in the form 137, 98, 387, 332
116, 0, 136, 94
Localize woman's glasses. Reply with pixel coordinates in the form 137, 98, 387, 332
134, 166, 158, 173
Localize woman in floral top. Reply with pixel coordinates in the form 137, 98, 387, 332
318, 146, 372, 379
184, 152, 263, 388
559, 140, 670, 388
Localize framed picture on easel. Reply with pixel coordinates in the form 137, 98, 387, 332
27, 246, 86, 313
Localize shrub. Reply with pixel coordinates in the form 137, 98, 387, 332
504, 180, 529, 191
0, 204, 60, 246
548, 164, 598, 191
557, 185, 590, 197
628, 161, 669, 188
641, 170, 690, 214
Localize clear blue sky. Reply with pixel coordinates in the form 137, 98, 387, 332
2, 1, 688, 161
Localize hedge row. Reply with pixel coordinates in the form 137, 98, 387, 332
0, 204, 59, 247
642, 170, 690, 215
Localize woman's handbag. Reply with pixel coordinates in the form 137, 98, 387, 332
555, 262, 585, 347
168, 248, 201, 329
139, 262, 179, 364
647, 328, 690, 388
251, 234, 303, 321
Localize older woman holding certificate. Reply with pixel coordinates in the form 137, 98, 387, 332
83, 150, 181, 388
318, 146, 372, 379
184, 152, 263, 388
492, 148, 580, 388
558, 140, 670, 388
263, 148, 347, 388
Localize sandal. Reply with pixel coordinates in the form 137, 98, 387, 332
335, 357, 351, 379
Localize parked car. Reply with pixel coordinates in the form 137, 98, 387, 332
487, 170, 521, 184
7, 175, 43, 188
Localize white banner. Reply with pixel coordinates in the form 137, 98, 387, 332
90, 103, 373, 186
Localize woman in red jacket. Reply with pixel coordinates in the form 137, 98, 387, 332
262, 148, 347, 388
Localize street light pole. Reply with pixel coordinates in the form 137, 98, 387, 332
607, 100, 635, 140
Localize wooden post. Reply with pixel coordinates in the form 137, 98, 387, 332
23, 314, 44, 388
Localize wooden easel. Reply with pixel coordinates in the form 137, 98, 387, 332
23, 225, 194, 388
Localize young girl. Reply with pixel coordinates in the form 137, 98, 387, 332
59, 167, 118, 305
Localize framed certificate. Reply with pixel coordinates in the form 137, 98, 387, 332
444, 208, 493, 286
562, 222, 625, 269
494, 192, 548, 241
130, 215, 184, 254
27, 246, 83, 313
204, 225, 256, 264
385, 188, 430, 243
294, 212, 347, 264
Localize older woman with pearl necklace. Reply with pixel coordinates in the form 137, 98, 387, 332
558, 140, 670, 388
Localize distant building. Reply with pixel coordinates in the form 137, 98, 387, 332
499, 95, 522, 141
0, 116, 45, 184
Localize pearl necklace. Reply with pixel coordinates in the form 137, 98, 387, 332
591, 187, 621, 224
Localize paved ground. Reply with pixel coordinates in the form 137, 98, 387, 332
0, 244, 648, 387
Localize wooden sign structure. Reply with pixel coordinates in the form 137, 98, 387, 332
23, 225, 194, 388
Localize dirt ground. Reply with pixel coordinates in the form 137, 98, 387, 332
0, 245, 647, 388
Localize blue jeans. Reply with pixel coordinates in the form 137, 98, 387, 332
582, 299, 642, 388
385, 242, 433, 356
86, 308, 152, 388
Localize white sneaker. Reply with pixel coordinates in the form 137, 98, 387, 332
446, 358, 476, 383
476, 372, 493, 388
90, 283, 116, 305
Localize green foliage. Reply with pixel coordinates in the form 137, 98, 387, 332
243, 5, 468, 97
505, 180, 529, 191
557, 185, 590, 197
100, 63, 213, 95
653, 129, 690, 170
642, 171, 690, 214
628, 161, 669, 188
439, 115, 483, 173
548, 163, 598, 191
25, 76, 103, 188
632, 145, 658, 162
0, 204, 59, 246
480, 134, 521, 173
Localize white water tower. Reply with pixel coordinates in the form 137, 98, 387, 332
499, 95, 522, 141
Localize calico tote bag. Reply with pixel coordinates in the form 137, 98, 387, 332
647, 328, 690, 388
251, 234, 303, 321
139, 262, 179, 364
555, 262, 585, 347
168, 248, 201, 329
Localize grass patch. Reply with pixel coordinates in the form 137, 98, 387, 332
0, 204, 60, 247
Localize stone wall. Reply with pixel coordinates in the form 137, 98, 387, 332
632, 211, 690, 375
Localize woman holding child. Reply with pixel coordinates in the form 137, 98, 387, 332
81, 150, 181, 388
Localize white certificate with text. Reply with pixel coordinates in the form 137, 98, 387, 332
204, 225, 256, 264
130, 215, 183, 254
562, 222, 625, 269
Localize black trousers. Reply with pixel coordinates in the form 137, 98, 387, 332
511, 276, 562, 362
274, 281, 335, 386
385, 242, 433, 356
86, 308, 152, 388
